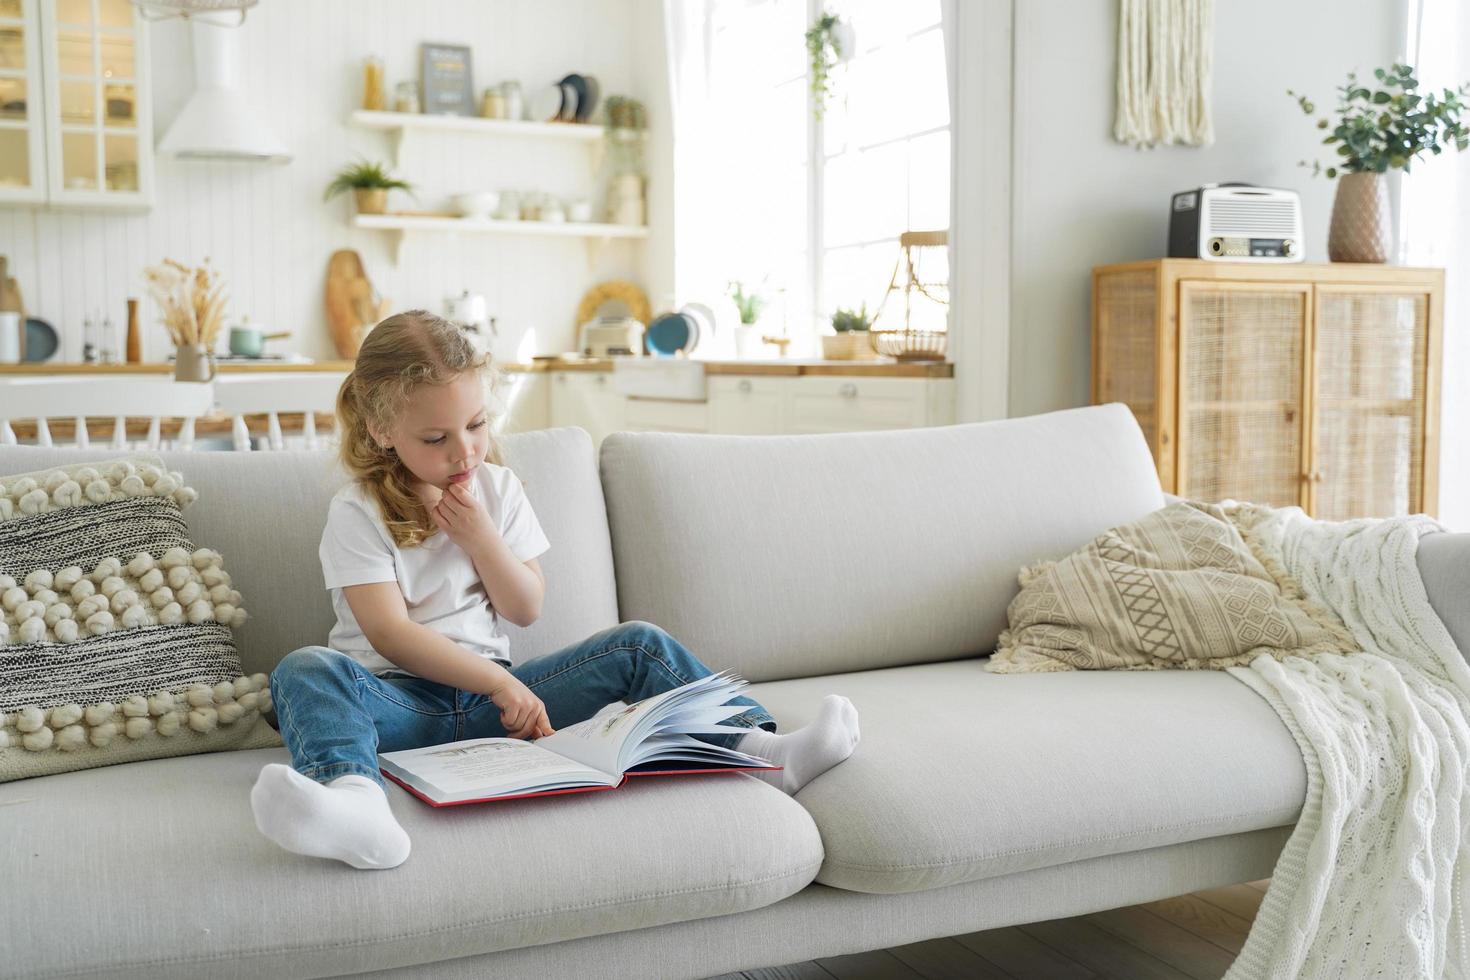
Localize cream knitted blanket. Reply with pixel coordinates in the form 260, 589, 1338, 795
990, 500, 1470, 975
1221, 506, 1470, 978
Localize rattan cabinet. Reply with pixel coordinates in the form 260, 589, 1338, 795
1092, 259, 1443, 519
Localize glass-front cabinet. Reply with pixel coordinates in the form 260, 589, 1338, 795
0, 0, 45, 202
0, 0, 151, 208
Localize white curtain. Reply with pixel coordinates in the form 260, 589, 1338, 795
662, 0, 721, 307
1401, 0, 1470, 530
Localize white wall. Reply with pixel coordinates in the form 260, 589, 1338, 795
1009, 0, 1406, 419
0, 0, 661, 364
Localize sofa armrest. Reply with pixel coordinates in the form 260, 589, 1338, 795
1418, 532, 1470, 662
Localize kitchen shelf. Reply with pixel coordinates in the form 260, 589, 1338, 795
353, 213, 649, 263
347, 110, 648, 168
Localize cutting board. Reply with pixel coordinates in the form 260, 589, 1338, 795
324, 249, 390, 358
0, 255, 25, 316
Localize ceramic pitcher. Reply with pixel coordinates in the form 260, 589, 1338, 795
174, 342, 216, 383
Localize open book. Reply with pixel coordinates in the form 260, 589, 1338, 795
378, 670, 780, 806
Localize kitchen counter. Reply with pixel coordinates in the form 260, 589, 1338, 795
0, 358, 953, 378
531, 357, 954, 377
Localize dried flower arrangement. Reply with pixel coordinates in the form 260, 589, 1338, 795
142, 258, 228, 348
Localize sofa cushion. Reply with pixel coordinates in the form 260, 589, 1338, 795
0, 427, 619, 677
1418, 531, 1470, 660
745, 658, 1305, 894
599, 404, 1165, 682
1, 746, 824, 979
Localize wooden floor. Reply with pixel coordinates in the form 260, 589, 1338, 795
704, 880, 1269, 980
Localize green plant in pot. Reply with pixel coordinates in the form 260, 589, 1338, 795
823, 302, 877, 360
728, 280, 768, 359
1290, 64, 1469, 262
805, 10, 854, 121
323, 158, 414, 216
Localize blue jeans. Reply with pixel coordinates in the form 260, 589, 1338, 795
269, 620, 778, 789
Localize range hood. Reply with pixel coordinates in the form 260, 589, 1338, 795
158, 12, 290, 163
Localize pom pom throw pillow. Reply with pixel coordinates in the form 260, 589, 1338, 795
0, 455, 282, 782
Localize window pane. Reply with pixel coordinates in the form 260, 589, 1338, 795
0, 25, 22, 69
0, 126, 28, 187
846, 0, 942, 44
60, 79, 94, 123
104, 132, 136, 190
908, 129, 949, 230
99, 32, 133, 79
99, 0, 132, 29
0, 0, 21, 18
0, 75, 24, 119
104, 81, 133, 125
58, 0, 91, 25
62, 130, 95, 189
898, 29, 948, 132
59, 32, 92, 76
824, 241, 895, 321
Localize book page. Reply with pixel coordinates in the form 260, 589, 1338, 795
379, 738, 612, 801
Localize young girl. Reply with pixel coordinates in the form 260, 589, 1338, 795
250, 311, 860, 870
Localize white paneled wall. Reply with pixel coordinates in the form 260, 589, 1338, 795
0, 0, 659, 364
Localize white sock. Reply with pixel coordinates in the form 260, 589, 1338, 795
250, 763, 412, 870
736, 694, 860, 795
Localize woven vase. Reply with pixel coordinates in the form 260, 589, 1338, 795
1327, 172, 1393, 263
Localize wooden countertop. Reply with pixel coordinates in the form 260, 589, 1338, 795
0, 358, 954, 378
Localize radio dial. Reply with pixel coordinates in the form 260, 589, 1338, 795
1283, 240, 1297, 257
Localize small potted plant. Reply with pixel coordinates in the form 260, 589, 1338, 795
323, 158, 414, 215
1290, 63, 1469, 262
822, 302, 879, 360
728, 280, 767, 358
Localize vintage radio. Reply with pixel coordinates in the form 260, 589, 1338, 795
1168, 183, 1304, 262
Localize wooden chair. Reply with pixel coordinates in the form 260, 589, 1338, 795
212, 372, 344, 451
0, 377, 217, 450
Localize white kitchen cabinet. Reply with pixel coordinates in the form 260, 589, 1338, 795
708, 376, 786, 434
623, 396, 708, 433
528, 369, 954, 448
0, 0, 152, 208
0, 0, 45, 203
548, 370, 625, 446
491, 372, 548, 434
785, 377, 938, 433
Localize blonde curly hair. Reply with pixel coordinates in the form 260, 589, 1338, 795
335, 310, 507, 547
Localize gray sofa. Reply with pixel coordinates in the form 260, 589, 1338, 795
3, 403, 1465, 979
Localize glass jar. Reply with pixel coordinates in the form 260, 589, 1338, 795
499, 81, 524, 121
393, 80, 419, 114
480, 88, 507, 119
362, 55, 385, 111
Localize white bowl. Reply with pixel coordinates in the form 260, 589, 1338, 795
451, 191, 500, 219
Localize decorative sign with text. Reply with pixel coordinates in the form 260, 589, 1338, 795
420, 43, 474, 116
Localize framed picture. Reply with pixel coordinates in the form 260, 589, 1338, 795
420, 43, 474, 116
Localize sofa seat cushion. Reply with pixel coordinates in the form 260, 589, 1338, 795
746, 658, 1305, 895
2, 747, 823, 980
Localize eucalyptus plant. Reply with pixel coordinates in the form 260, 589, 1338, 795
1290, 63, 1470, 178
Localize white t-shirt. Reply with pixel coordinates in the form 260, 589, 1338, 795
318, 462, 551, 677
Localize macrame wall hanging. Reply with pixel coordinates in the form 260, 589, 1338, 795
1113, 0, 1215, 148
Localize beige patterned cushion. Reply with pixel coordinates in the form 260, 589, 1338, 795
0, 455, 282, 782
989, 501, 1355, 673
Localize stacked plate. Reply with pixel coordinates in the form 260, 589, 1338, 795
530, 73, 601, 123
644, 303, 718, 357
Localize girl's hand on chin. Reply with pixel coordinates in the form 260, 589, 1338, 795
413, 480, 444, 511
429, 482, 497, 548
